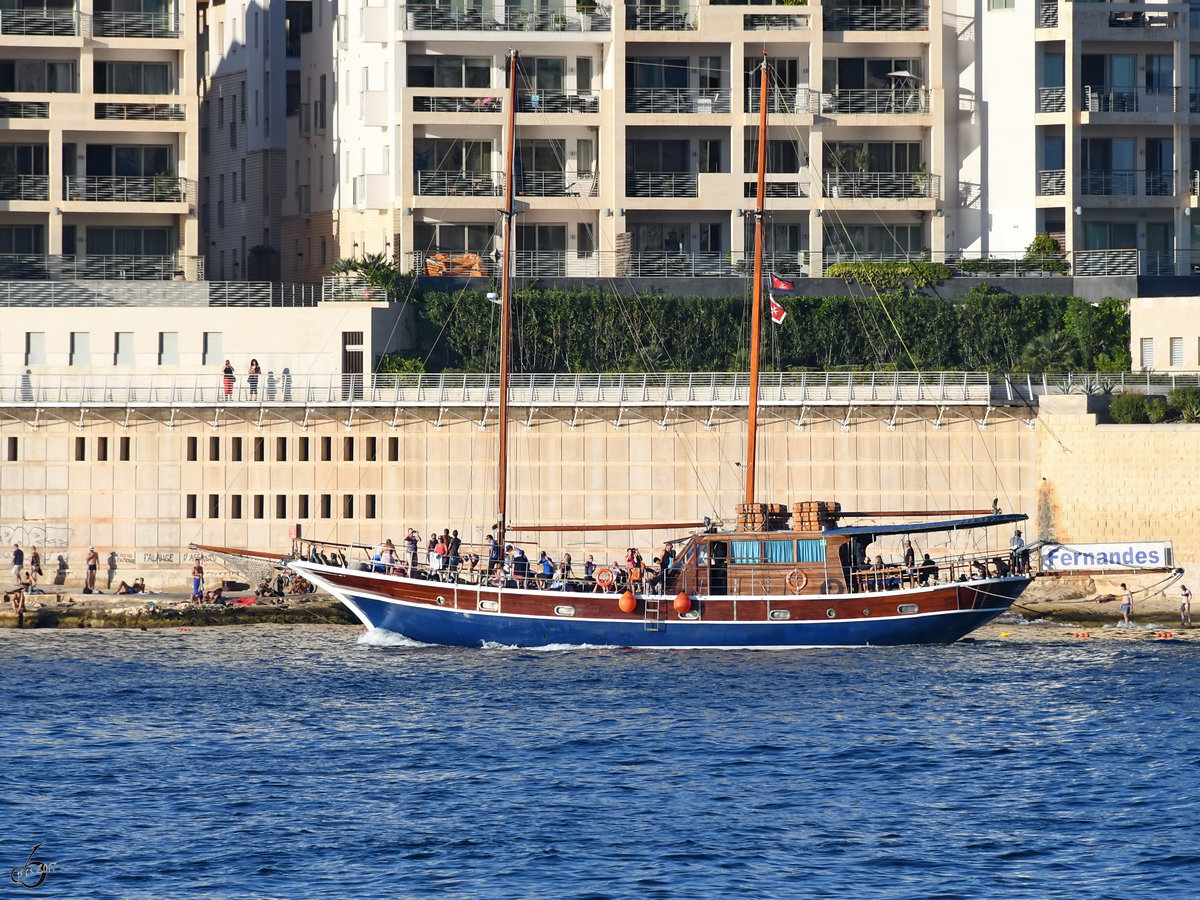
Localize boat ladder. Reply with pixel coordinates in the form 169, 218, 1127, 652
643, 594, 663, 631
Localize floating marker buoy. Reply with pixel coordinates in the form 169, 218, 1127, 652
674, 592, 692, 615
618, 591, 637, 613
999, 632, 1011, 637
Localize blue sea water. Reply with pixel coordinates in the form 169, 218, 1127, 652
2, 625, 1199, 899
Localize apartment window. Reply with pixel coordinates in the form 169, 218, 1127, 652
298, 436, 310, 462
364, 495, 377, 519
275, 495, 287, 518
240, 159, 246, 201
699, 139, 721, 174
1171, 337, 1184, 367
209, 436, 220, 461
343, 495, 355, 518
1141, 337, 1155, 369
208, 494, 220, 518
70, 332, 90, 366
254, 437, 265, 462
231, 437, 243, 461
320, 494, 332, 518
203, 333, 223, 366
75, 436, 86, 461
97, 436, 109, 461
0, 59, 77, 92
5, 436, 16, 461
344, 436, 354, 461
988, 0, 1014, 8
186, 436, 198, 461
93, 62, 170, 94
159, 332, 179, 366
25, 332, 45, 366
254, 495, 265, 519
298, 495, 310, 518
231, 495, 243, 519
365, 437, 377, 462
276, 437, 288, 461
577, 56, 592, 93
119, 436, 131, 461
388, 437, 399, 461
112, 332, 134, 366
186, 494, 198, 518
321, 436, 332, 461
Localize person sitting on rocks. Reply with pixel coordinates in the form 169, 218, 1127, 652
117, 577, 146, 594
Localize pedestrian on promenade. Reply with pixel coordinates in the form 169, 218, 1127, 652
1119, 583, 1133, 627
11, 543, 23, 580
223, 360, 235, 399
1181, 585, 1193, 627
192, 558, 204, 601
29, 546, 41, 588
86, 546, 99, 591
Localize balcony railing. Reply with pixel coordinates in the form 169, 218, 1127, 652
1037, 169, 1065, 196
64, 175, 191, 203
743, 12, 809, 30
1080, 169, 1174, 197
1037, 87, 1065, 113
93, 10, 181, 37
626, 88, 730, 114
824, 171, 939, 199
0, 101, 49, 119
0, 8, 78, 35
626, 172, 699, 198
1107, 8, 1178, 28
517, 89, 599, 113
94, 102, 186, 121
743, 180, 809, 199
1083, 86, 1177, 114
823, 4, 929, 31
0, 253, 200, 281
413, 95, 504, 114
746, 87, 819, 114
416, 170, 503, 196
0, 174, 48, 201
819, 87, 929, 115
404, 3, 611, 32
626, 4, 695, 30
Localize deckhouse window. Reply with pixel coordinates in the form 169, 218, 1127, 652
731, 540, 761, 564
797, 539, 826, 563
765, 540, 795, 564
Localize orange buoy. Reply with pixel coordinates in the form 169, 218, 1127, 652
618, 591, 637, 613
674, 593, 692, 614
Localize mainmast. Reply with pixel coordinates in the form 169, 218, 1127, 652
745, 50, 769, 507
496, 49, 519, 546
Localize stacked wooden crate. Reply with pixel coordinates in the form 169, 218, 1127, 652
792, 500, 841, 531
736, 502, 790, 531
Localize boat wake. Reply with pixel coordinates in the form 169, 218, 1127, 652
356, 629, 430, 649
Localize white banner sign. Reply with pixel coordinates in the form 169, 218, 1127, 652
1040, 542, 1173, 572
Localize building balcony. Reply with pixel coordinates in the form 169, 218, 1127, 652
64, 175, 190, 203
0, 253, 200, 281
94, 102, 186, 121
413, 94, 504, 114
0, 100, 49, 119
1037, 169, 1065, 196
625, 4, 695, 30
823, 4, 930, 32
626, 171, 698, 198
0, 174, 48, 201
0, 8, 79, 35
403, 3, 612, 33
743, 11, 810, 30
746, 87, 819, 114
626, 88, 729, 114
1082, 86, 1178, 114
518, 89, 599, 114
1037, 87, 1066, 113
1080, 169, 1174, 197
416, 170, 503, 197
93, 11, 182, 38
743, 179, 810, 199
819, 87, 929, 115
824, 171, 938, 199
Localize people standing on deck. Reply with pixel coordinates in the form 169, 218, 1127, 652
447, 530, 462, 571
903, 539, 916, 586
222, 360, 235, 399
486, 534, 501, 574
406, 529, 419, 570
583, 554, 596, 588
918, 553, 938, 586
1010, 529, 1027, 573
248, 359, 261, 399
1181, 585, 1192, 627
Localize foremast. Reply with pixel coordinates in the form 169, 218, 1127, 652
745, 50, 770, 508
496, 49, 520, 549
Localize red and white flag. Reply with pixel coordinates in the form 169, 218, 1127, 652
770, 272, 795, 292
769, 293, 787, 325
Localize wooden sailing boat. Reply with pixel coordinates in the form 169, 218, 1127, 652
279, 52, 1034, 647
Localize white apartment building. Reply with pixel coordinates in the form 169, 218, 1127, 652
0, 0, 199, 276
